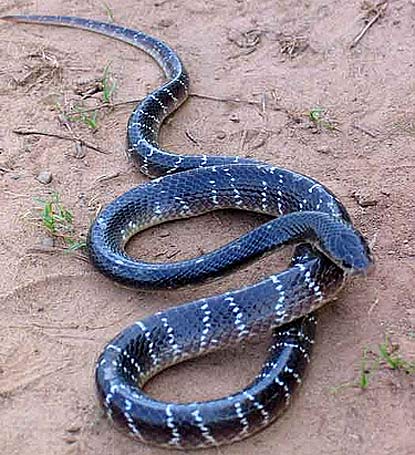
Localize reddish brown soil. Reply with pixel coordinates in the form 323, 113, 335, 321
1, 1, 414, 454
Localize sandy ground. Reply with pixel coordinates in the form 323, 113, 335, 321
1, 1, 414, 454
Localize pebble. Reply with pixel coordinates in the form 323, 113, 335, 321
74, 142, 86, 159
316, 145, 331, 154
356, 196, 378, 208
63, 436, 77, 445
158, 18, 173, 28
36, 170, 53, 184
351, 191, 378, 207
229, 113, 240, 123
66, 424, 81, 434
40, 237, 55, 248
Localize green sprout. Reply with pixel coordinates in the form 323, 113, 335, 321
33, 192, 86, 251
71, 108, 99, 130
308, 107, 337, 131
358, 347, 380, 390
101, 63, 117, 104
102, 3, 115, 22
378, 337, 415, 374
331, 336, 414, 393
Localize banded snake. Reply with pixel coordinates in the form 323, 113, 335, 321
2, 15, 373, 450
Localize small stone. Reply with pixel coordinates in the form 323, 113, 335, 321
74, 142, 86, 159
42, 93, 60, 107
66, 424, 81, 434
40, 237, 55, 248
158, 19, 173, 28
216, 131, 227, 140
357, 197, 378, 208
351, 191, 378, 207
229, 113, 240, 123
36, 170, 53, 184
316, 145, 331, 154
63, 436, 77, 444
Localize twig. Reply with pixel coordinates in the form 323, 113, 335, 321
76, 94, 268, 114
352, 124, 378, 138
26, 246, 89, 262
239, 129, 248, 153
190, 92, 294, 118
71, 98, 142, 115
74, 93, 291, 116
185, 129, 199, 145
191, 92, 265, 108
31, 322, 80, 330
367, 298, 379, 317
12, 129, 109, 154
94, 172, 121, 183
4, 189, 31, 199
0, 364, 69, 397
350, 2, 388, 49
390, 165, 415, 170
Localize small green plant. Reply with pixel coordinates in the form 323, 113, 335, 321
331, 336, 415, 393
308, 107, 323, 122
53, 64, 116, 131
102, 3, 115, 22
357, 347, 380, 390
308, 107, 337, 131
33, 193, 86, 251
55, 101, 99, 131
70, 108, 99, 130
101, 63, 117, 104
378, 337, 415, 374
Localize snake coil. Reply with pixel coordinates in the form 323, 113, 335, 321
2, 15, 373, 449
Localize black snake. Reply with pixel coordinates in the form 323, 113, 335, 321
2, 15, 373, 449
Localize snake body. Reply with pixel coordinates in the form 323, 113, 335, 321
2, 15, 373, 449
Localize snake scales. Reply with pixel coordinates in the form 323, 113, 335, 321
2, 15, 373, 449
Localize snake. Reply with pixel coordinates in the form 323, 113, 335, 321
2, 15, 373, 449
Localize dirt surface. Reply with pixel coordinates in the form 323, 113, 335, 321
1, 1, 414, 454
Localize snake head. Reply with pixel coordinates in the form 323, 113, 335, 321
324, 225, 374, 276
